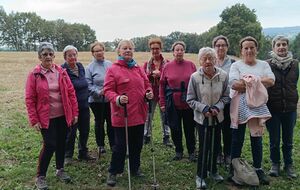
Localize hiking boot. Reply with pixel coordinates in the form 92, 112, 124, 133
144, 136, 150, 144
131, 169, 145, 177
56, 168, 71, 183
196, 176, 207, 189
256, 169, 270, 185
217, 153, 223, 165
284, 165, 297, 178
269, 163, 279, 177
210, 172, 224, 182
64, 157, 72, 166
78, 153, 96, 161
172, 152, 183, 161
188, 153, 197, 162
106, 173, 117, 186
35, 176, 48, 190
163, 136, 173, 147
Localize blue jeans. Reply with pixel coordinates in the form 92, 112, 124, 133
231, 123, 263, 168
266, 111, 296, 166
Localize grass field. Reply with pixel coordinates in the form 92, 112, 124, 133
0, 51, 300, 190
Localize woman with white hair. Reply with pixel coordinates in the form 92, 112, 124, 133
61, 45, 95, 164
266, 35, 299, 178
187, 47, 229, 189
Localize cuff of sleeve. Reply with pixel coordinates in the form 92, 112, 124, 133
116, 96, 122, 107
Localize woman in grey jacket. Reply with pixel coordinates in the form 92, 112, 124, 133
187, 47, 229, 189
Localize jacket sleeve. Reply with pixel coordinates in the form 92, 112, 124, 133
214, 74, 230, 110
104, 68, 119, 104
65, 72, 79, 117
186, 75, 207, 112
139, 67, 152, 92
159, 67, 167, 107
85, 65, 101, 98
25, 72, 39, 126
143, 61, 153, 80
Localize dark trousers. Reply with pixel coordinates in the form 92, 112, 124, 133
170, 108, 195, 154
90, 102, 114, 148
220, 104, 232, 156
266, 111, 296, 166
37, 116, 68, 177
231, 123, 263, 168
108, 124, 144, 175
65, 107, 90, 158
196, 121, 221, 178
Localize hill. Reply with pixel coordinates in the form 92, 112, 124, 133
263, 26, 300, 39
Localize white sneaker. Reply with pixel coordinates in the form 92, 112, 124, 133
196, 176, 207, 189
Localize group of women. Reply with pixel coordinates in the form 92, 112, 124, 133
25, 34, 298, 190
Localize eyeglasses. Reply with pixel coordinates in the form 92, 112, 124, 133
150, 47, 161, 51
41, 52, 54, 57
215, 44, 227, 48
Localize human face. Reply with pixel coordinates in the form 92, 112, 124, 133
173, 44, 185, 61
241, 40, 257, 65
273, 40, 288, 57
150, 43, 161, 59
214, 39, 228, 59
118, 42, 134, 61
39, 49, 55, 69
65, 49, 78, 66
200, 54, 215, 75
92, 45, 105, 61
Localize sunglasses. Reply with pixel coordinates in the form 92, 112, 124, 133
41, 52, 54, 57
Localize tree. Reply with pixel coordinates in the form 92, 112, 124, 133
216, 3, 262, 57
290, 32, 300, 59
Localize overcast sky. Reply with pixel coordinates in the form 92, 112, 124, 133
1, 0, 299, 41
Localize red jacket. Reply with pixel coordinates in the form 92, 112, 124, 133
25, 64, 78, 129
104, 60, 152, 127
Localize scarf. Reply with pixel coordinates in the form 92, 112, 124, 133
118, 56, 136, 68
269, 51, 293, 70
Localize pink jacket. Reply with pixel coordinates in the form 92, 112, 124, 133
25, 64, 78, 129
104, 60, 152, 127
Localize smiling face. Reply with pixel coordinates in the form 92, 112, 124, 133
118, 41, 134, 61
214, 39, 228, 59
173, 44, 185, 61
39, 49, 55, 69
92, 45, 105, 61
200, 54, 216, 75
65, 49, 78, 66
150, 43, 162, 59
273, 39, 288, 57
241, 40, 257, 65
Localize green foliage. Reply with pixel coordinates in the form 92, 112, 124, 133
291, 32, 300, 59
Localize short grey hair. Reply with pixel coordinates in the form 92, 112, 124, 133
171, 41, 186, 51
198, 47, 217, 61
63, 45, 78, 59
116, 40, 135, 53
38, 42, 54, 56
272, 35, 289, 48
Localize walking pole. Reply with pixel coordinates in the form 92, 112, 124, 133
98, 95, 105, 159
200, 117, 209, 189
148, 100, 159, 189
124, 104, 132, 190
210, 116, 216, 175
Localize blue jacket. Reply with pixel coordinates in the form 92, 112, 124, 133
61, 62, 89, 109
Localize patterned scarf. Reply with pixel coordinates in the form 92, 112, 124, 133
269, 51, 293, 70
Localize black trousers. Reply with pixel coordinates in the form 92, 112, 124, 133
65, 107, 90, 158
196, 121, 221, 178
37, 116, 68, 177
90, 102, 114, 148
220, 103, 232, 156
170, 108, 195, 154
108, 124, 144, 175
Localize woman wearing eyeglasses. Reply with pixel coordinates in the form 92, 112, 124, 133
86, 41, 115, 157
25, 42, 78, 190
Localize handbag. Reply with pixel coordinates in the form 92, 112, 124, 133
232, 158, 259, 186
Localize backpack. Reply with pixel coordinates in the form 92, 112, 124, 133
232, 158, 259, 186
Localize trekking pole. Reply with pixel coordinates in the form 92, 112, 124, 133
124, 103, 132, 190
148, 100, 159, 189
98, 95, 105, 159
210, 116, 216, 174
200, 117, 209, 189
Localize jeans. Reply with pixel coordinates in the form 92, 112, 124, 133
266, 111, 296, 166
144, 100, 170, 138
231, 123, 263, 169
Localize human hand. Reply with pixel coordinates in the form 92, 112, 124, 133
72, 116, 78, 125
160, 106, 165, 112
32, 122, 41, 132
152, 70, 160, 78
120, 95, 129, 105
145, 91, 154, 100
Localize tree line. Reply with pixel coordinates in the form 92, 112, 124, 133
1, 4, 300, 59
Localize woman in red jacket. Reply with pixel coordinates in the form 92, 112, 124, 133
25, 42, 78, 190
159, 41, 197, 161
104, 40, 153, 187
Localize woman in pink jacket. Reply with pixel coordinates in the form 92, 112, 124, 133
104, 40, 153, 187
25, 42, 78, 190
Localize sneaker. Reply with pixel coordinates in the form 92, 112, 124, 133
163, 136, 173, 147
188, 153, 197, 162
256, 169, 270, 185
56, 168, 71, 183
269, 163, 280, 177
78, 154, 96, 161
131, 169, 145, 177
144, 136, 150, 144
217, 153, 223, 165
64, 157, 72, 165
284, 165, 297, 178
210, 172, 224, 182
35, 176, 48, 190
107, 173, 117, 186
196, 176, 207, 189
173, 152, 183, 161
